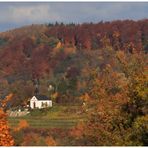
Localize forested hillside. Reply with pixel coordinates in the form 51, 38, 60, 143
0, 19, 147, 146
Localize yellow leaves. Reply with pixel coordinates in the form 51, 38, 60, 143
116, 50, 127, 66
56, 41, 62, 49
103, 64, 112, 73
133, 76, 148, 100
100, 35, 111, 48
134, 115, 148, 129
51, 42, 62, 57
45, 136, 56, 146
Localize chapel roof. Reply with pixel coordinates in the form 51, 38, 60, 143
35, 94, 50, 100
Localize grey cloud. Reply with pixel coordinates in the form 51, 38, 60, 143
0, 2, 148, 32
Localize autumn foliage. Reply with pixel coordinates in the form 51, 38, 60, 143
76, 51, 148, 146
0, 20, 147, 146
45, 136, 56, 146
0, 94, 14, 146
14, 120, 29, 131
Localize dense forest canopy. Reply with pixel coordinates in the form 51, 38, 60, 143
46, 19, 148, 52
0, 19, 147, 79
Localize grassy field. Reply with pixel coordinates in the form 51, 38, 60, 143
8, 104, 86, 129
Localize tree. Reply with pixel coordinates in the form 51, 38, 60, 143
21, 132, 46, 146
80, 65, 128, 145
76, 50, 147, 146
0, 94, 14, 146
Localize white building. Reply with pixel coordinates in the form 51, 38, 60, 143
30, 95, 52, 109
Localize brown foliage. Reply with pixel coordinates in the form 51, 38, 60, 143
21, 132, 39, 146
21, 132, 56, 146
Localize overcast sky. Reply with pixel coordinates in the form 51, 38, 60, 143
0, 2, 148, 32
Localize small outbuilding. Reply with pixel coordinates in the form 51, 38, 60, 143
30, 95, 52, 109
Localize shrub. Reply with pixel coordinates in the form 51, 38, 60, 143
11, 130, 24, 146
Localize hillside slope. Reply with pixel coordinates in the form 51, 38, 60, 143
0, 19, 147, 106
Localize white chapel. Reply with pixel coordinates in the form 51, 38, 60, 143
30, 95, 52, 109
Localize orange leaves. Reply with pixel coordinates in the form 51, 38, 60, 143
14, 120, 29, 131
0, 108, 5, 117
45, 136, 57, 146
51, 92, 59, 100
0, 94, 15, 146
18, 120, 29, 129
76, 47, 147, 145
70, 122, 84, 138
64, 47, 76, 55
80, 93, 90, 102
0, 108, 14, 146
1, 93, 14, 108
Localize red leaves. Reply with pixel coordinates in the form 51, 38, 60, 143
46, 20, 148, 52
